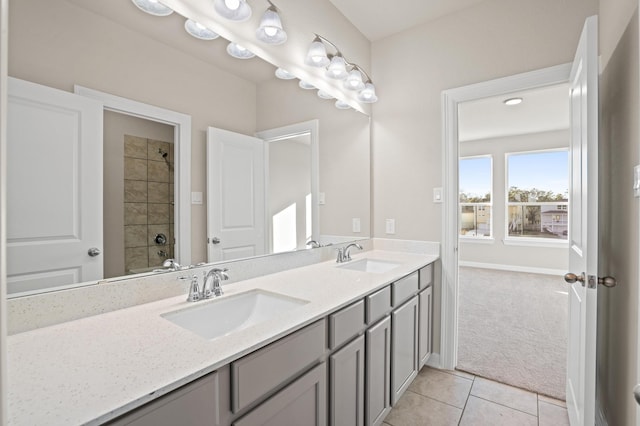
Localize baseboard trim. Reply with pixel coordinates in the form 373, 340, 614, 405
459, 261, 565, 277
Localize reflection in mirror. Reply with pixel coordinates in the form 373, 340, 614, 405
6, 0, 370, 297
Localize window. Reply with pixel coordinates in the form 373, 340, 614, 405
459, 156, 492, 238
506, 150, 569, 240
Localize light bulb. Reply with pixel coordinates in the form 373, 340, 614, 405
225, 0, 240, 10
214, 0, 251, 21
344, 69, 365, 91
357, 82, 378, 103
227, 42, 255, 59
275, 68, 296, 80
305, 37, 329, 67
184, 19, 219, 40
256, 7, 287, 45
326, 54, 348, 80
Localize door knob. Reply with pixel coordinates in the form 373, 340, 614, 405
88, 247, 101, 257
564, 272, 585, 284
564, 272, 617, 288
209, 237, 221, 245
634, 384, 640, 405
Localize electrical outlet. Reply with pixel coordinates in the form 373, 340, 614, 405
385, 219, 395, 234
352, 218, 361, 233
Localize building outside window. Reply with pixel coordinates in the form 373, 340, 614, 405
459, 156, 492, 238
506, 150, 569, 240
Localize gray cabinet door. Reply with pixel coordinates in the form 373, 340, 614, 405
391, 296, 419, 406
330, 335, 365, 426
365, 316, 391, 426
233, 363, 327, 426
108, 369, 227, 426
418, 286, 433, 368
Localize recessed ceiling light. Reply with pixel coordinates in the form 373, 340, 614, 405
504, 97, 523, 106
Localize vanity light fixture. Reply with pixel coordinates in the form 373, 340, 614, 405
184, 19, 220, 40
275, 68, 296, 80
131, 0, 173, 16
305, 34, 378, 103
214, 0, 252, 22
335, 99, 351, 110
298, 80, 316, 90
504, 97, 523, 106
256, 1, 287, 45
227, 42, 255, 59
317, 90, 333, 100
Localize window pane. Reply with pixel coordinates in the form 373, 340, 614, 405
460, 157, 491, 202
460, 205, 491, 237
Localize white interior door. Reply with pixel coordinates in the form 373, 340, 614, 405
7, 77, 103, 295
565, 16, 598, 425
206, 126, 265, 262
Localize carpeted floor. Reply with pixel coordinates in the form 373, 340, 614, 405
457, 267, 568, 400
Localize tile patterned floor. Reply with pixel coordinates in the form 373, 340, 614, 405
383, 367, 569, 426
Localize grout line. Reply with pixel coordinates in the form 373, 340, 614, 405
403, 389, 465, 411
537, 393, 541, 426
458, 375, 475, 425
471, 394, 538, 418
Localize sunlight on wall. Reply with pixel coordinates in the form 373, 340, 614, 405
273, 203, 297, 253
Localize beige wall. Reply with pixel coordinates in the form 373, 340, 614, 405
598, 3, 639, 425
256, 78, 371, 240
370, 0, 598, 242
459, 130, 569, 272
8, 0, 257, 264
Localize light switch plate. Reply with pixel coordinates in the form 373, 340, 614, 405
385, 219, 395, 234
319, 192, 326, 205
634, 165, 640, 198
352, 218, 361, 233
191, 192, 203, 205
433, 187, 443, 203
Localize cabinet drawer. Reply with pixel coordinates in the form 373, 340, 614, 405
366, 285, 391, 325
419, 264, 433, 289
231, 319, 327, 413
392, 271, 419, 307
329, 300, 366, 349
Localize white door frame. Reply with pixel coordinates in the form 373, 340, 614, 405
440, 64, 571, 370
73, 86, 192, 266
0, 0, 8, 422
256, 119, 320, 246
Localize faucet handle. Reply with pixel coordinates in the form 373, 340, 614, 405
180, 275, 201, 302
336, 248, 345, 263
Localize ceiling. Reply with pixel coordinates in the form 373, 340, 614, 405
327, 0, 489, 41
458, 84, 570, 142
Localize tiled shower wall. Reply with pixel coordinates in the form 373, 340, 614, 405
123, 135, 174, 274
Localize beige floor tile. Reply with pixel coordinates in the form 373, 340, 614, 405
459, 396, 537, 426
408, 367, 472, 408
539, 400, 570, 426
470, 376, 538, 415
384, 391, 462, 426
539, 394, 567, 408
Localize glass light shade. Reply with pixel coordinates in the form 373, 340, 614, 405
227, 42, 255, 59
335, 99, 351, 110
214, 0, 252, 22
326, 55, 348, 80
131, 0, 173, 16
344, 69, 365, 91
298, 81, 315, 90
275, 68, 296, 80
305, 39, 330, 67
317, 90, 333, 100
184, 20, 219, 40
357, 82, 378, 103
256, 8, 287, 45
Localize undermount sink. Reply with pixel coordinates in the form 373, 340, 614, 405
162, 290, 309, 340
337, 258, 401, 274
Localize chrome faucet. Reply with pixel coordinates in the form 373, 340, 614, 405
336, 243, 363, 263
162, 258, 181, 271
202, 268, 229, 298
306, 240, 321, 248
179, 275, 201, 302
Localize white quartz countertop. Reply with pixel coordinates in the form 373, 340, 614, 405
7, 250, 437, 425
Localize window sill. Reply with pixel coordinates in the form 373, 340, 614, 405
459, 237, 495, 244
503, 238, 569, 248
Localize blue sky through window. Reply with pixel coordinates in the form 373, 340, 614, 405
459, 157, 491, 199
507, 150, 568, 196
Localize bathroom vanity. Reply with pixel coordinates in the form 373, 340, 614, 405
7, 249, 437, 425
